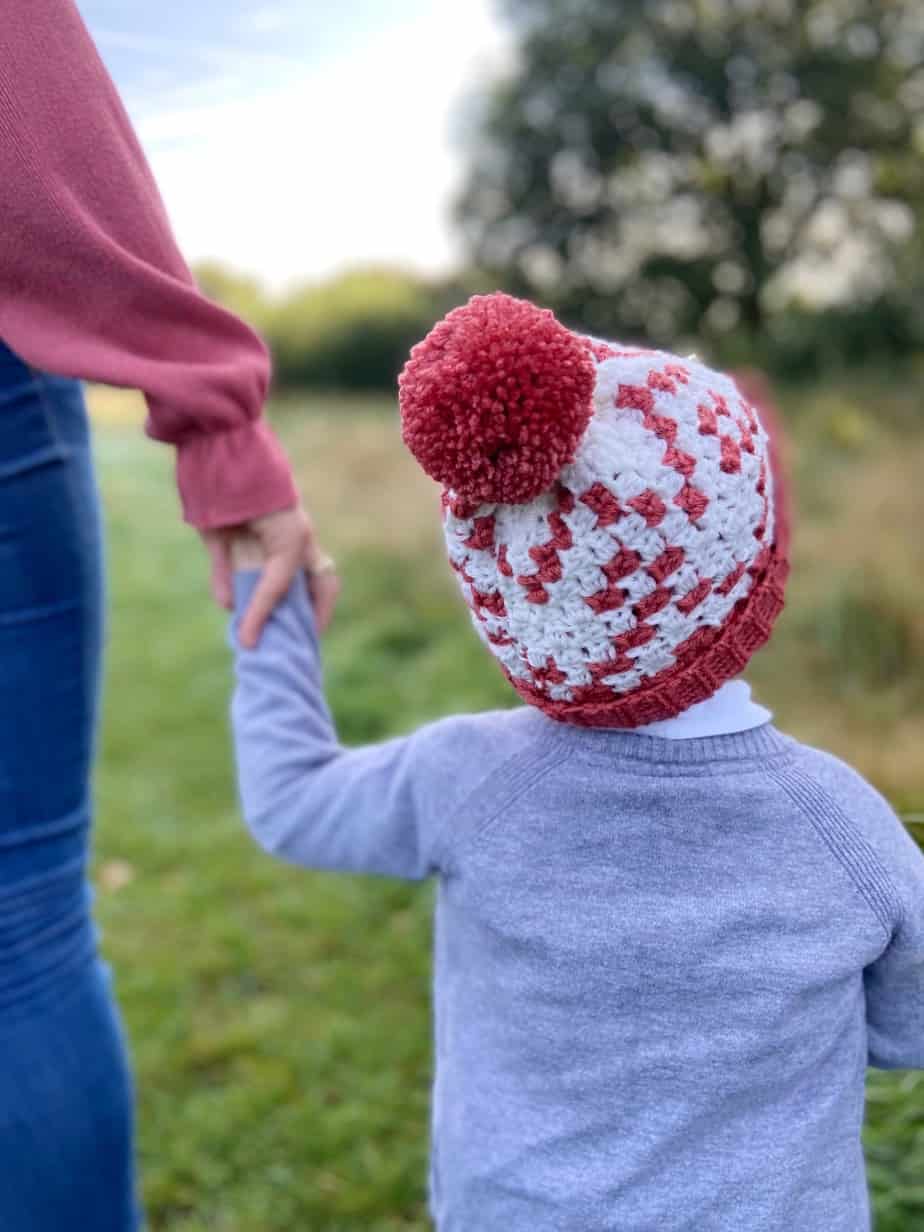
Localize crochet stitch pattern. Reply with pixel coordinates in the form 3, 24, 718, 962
399, 294, 790, 728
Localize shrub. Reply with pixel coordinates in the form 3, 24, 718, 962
805, 577, 922, 698
265, 268, 437, 391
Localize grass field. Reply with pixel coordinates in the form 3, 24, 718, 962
88, 384, 923, 1230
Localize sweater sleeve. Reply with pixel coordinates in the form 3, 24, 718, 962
228, 572, 546, 880
0, 0, 297, 530
787, 748, 924, 1070
863, 819, 924, 1070
229, 571, 454, 879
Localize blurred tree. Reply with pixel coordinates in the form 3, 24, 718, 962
194, 261, 271, 330
267, 268, 440, 391
192, 263, 481, 392
457, 0, 924, 362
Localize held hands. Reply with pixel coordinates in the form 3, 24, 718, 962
200, 506, 339, 648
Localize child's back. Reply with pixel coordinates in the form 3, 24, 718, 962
231, 578, 923, 1231
228, 295, 924, 1230
423, 709, 920, 1230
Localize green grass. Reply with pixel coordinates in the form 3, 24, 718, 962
90, 390, 923, 1230
96, 432, 440, 1230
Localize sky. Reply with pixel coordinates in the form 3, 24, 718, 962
77, 1, 509, 292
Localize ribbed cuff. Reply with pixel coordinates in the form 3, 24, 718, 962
176, 419, 298, 530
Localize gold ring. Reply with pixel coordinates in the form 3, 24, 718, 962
307, 554, 337, 578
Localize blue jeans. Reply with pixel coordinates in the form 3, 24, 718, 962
0, 340, 139, 1228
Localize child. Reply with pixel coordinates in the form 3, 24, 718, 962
228, 293, 924, 1231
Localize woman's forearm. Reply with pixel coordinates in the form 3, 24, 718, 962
0, 0, 296, 528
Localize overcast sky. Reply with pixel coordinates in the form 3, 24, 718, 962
76, 1, 508, 291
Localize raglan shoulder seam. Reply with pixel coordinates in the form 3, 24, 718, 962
430, 721, 571, 874
766, 761, 902, 947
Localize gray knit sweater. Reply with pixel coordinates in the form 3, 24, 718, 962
229, 572, 924, 1232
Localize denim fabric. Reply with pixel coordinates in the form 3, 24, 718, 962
0, 340, 139, 1229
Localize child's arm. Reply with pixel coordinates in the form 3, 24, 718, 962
797, 750, 924, 1070
228, 567, 487, 880
864, 819, 924, 1070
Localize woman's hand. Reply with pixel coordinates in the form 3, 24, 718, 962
200, 506, 339, 647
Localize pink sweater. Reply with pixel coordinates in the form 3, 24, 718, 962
0, 0, 296, 530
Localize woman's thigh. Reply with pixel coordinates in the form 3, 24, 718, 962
0, 343, 139, 1228
0, 344, 105, 837
0, 344, 106, 991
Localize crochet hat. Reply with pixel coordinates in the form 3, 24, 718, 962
399, 293, 790, 728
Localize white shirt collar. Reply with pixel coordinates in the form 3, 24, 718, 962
626, 680, 772, 740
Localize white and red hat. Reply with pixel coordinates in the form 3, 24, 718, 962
399, 292, 790, 728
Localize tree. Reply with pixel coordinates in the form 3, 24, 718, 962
267, 268, 443, 391
191, 263, 484, 392
457, 0, 924, 361
194, 261, 271, 332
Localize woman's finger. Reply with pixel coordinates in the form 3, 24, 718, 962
308, 569, 340, 634
202, 531, 233, 610
238, 555, 296, 648
303, 537, 339, 635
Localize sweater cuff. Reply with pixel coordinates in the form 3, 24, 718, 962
176, 419, 298, 530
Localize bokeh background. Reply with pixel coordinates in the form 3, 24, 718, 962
77, 1, 923, 1228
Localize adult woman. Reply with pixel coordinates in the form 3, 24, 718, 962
0, 3, 335, 1225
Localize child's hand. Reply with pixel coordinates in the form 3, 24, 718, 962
229, 527, 340, 635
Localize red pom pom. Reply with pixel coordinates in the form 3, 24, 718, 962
398, 293, 596, 506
